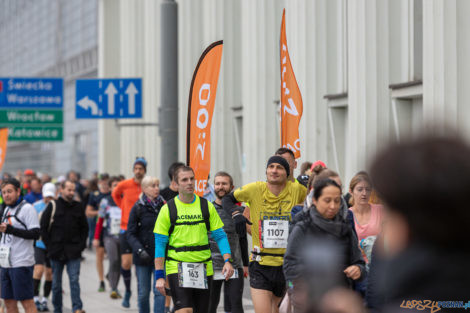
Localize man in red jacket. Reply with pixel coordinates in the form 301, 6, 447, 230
111, 157, 146, 308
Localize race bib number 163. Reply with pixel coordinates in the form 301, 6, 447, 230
177, 262, 208, 289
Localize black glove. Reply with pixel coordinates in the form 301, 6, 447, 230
233, 212, 252, 238
137, 249, 152, 263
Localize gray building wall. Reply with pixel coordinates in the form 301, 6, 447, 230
0, 0, 99, 178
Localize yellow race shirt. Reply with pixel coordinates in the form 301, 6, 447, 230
234, 181, 307, 266
153, 195, 224, 276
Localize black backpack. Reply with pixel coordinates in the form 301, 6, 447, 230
166, 197, 210, 237
0, 200, 28, 241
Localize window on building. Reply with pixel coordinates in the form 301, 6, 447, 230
232, 107, 244, 173
390, 81, 423, 140
325, 94, 348, 177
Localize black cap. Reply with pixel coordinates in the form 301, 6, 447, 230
266, 155, 290, 176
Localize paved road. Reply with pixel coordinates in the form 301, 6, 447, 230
49, 249, 254, 313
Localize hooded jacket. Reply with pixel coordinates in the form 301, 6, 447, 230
284, 205, 365, 288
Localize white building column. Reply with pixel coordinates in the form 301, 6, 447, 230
98, 0, 122, 174
346, 0, 390, 182
422, 0, 458, 130
99, 0, 161, 177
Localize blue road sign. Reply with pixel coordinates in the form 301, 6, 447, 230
76, 78, 142, 119
0, 78, 63, 108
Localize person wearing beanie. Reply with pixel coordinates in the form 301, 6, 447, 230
222, 155, 307, 313
134, 157, 147, 172
111, 157, 147, 308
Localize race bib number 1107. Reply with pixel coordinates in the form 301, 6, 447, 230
262, 220, 289, 249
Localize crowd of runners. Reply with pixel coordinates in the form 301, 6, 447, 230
0, 133, 469, 313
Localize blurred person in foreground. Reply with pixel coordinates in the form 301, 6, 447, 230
367, 133, 470, 312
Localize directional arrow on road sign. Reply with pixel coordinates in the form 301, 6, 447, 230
105, 82, 118, 115
77, 96, 98, 115
125, 82, 138, 115
75, 78, 142, 119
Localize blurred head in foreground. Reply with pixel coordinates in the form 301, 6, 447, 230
370, 134, 470, 251
368, 133, 470, 306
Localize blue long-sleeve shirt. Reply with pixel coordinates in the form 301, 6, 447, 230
154, 228, 231, 258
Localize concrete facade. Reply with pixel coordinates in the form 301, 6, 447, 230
3, 0, 469, 186
101, 0, 469, 187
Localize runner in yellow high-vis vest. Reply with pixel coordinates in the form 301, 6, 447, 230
154, 166, 233, 313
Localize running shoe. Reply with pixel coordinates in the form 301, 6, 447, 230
34, 300, 42, 312
41, 300, 49, 312
110, 290, 122, 299
122, 291, 131, 308
98, 281, 105, 292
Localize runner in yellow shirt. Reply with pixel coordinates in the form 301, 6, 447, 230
222, 155, 307, 313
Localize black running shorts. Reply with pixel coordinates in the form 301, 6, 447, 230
34, 247, 51, 268
167, 273, 213, 311
249, 261, 286, 298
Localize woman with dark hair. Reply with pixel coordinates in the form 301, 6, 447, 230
284, 178, 365, 312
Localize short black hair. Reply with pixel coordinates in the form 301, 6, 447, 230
275, 147, 295, 159
168, 162, 185, 181
312, 178, 341, 201
1, 178, 21, 190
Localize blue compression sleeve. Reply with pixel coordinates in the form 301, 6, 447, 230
154, 233, 169, 258
211, 228, 232, 256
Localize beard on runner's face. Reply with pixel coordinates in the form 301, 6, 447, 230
61, 182, 76, 202
133, 164, 146, 180
215, 187, 230, 199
